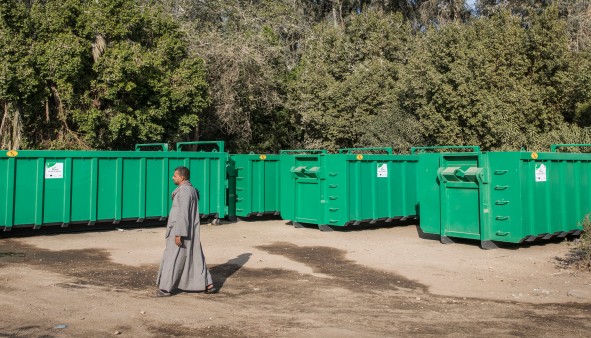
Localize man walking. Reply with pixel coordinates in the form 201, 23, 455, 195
156, 166, 216, 297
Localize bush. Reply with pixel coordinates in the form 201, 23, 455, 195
567, 216, 591, 271
575, 217, 591, 270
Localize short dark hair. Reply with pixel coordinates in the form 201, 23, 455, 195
175, 166, 190, 180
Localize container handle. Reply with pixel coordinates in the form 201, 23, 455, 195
135, 143, 169, 151
176, 141, 224, 153
338, 147, 393, 154
410, 146, 480, 155
550, 144, 591, 152
280, 149, 327, 154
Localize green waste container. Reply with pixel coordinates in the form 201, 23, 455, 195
174, 141, 228, 225
280, 148, 418, 231
0, 141, 228, 231
415, 145, 586, 249
228, 153, 281, 218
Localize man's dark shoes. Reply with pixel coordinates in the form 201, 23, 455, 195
155, 289, 171, 297
204, 285, 218, 294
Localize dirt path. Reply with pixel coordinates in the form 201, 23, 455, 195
0, 220, 590, 337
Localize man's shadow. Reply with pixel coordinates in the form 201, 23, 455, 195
210, 253, 251, 290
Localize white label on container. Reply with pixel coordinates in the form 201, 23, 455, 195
377, 163, 388, 178
535, 163, 546, 182
45, 162, 64, 179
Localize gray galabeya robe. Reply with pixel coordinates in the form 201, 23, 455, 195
157, 181, 213, 292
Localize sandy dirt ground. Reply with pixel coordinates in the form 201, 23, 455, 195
0, 219, 590, 337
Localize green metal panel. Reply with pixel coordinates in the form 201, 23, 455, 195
485, 152, 522, 243
173, 141, 228, 222
295, 179, 322, 223
418, 148, 587, 247
71, 158, 93, 223
293, 155, 325, 225
5, 158, 16, 228
437, 154, 482, 240
0, 159, 6, 226
14, 159, 38, 226
228, 154, 281, 218
488, 151, 586, 243
280, 149, 419, 229
122, 159, 139, 219
263, 160, 280, 213
416, 153, 443, 235
97, 158, 117, 222
0, 143, 228, 231
279, 151, 326, 225
185, 156, 224, 218
418, 149, 489, 245
340, 154, 418, 226
145, 158, 167, 219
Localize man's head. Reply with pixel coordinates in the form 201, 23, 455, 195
172, 166, 190, 186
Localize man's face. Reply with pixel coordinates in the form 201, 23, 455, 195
172, 171, 184, 186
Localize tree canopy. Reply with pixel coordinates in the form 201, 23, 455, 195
0, 0, 208, 149
2, 0, 591, 152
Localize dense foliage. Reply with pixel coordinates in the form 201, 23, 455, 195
0, 0, 208, 149
575, 216, 591, 270
2, 0, 591, 152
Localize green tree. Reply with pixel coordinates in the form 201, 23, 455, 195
402, 7, 579, 150
418, 0, 471, 25
165, 0, 477, 152
0, 0, 40, 149
288, 10, 421, 152
1, 0, 209, 150
169, 0, 308, 152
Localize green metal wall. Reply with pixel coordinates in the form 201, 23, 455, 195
1, 144, 227, 230
417, 146, 587, 248
280, 149, 418, 230
228, 154, 281, 218
485, 151, 587, 244
279, 151, 326, 226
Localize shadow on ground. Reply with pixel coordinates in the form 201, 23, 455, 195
256, 242, 427, 293
210, 253, 252, 290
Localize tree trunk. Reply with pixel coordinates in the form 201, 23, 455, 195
192, 123, 200, 142
0, 102, 7, 138
0, 102, 19, 150
10, 104, 21, 150
332, 4, 338, 27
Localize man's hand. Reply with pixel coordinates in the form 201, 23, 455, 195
175, 236, 183, 247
